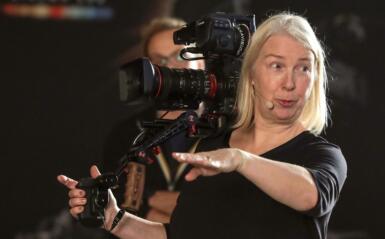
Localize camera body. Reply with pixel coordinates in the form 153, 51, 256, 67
119, 12, 256, 115
174, 12, 256, 57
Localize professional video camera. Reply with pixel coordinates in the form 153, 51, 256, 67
119, 12, 256, 115
76, 12, 256, 228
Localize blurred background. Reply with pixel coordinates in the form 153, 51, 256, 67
1, 0, 384, 238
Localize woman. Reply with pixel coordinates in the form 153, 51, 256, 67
58, 12, 347, 239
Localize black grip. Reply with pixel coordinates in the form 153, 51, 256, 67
76, 177, 104, 227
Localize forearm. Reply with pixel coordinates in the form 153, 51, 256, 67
146, 208, 171, 223
149, 202, 174, 215
111, 212, 167, 239
148, 191, 179, 215
236, 149, 318, 211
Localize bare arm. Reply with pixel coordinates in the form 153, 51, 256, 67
145, 191, 180, 223
146, 208, 171, 223
173, 149, 318, 212
57, 165, 167, 239
148, 191, 179, 215
111, 212, 167, 239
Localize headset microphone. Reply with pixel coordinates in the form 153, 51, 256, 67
265, 100, 274, 110
253, 84, 274, 110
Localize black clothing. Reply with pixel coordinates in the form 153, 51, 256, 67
139, 130, 197, 215
168, 130, 347, 239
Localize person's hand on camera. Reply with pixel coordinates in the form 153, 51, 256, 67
57, 165, 120, 230
172, 148, 248, 181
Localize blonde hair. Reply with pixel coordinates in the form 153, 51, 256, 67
142, 17, 186, 56
233, 13, 328, 135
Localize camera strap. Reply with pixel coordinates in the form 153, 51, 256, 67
120, 138, 202, 213
155, 138, 202, 191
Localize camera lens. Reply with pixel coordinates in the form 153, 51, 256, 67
155, 66, 211, 109
119, 58, 220, 111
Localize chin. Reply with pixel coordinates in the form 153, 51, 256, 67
274, 110, 299, 123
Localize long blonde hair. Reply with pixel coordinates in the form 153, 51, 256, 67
233, 13, 328, 135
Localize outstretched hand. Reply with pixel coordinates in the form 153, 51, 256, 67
57, 165, 119, 229
172, 148, 245, 181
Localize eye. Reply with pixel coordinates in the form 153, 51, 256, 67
270, 62, 283, 71
299, 64, 311, 73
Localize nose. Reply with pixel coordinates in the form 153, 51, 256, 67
282, 70, 295, 91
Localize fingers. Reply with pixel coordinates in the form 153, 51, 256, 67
57, 175, 78, 189
173, 152, 190, 162
90, 165, 101, 179
67, 188, 87, 218
68, 188, 85, 198
69, 197, 87, 208
57, 174, 86, 219
185, 167, 202, 181
58, 166, 103, 220
173, 152, 212, 167
70, 206, 84, 217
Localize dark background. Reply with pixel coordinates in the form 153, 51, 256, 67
1, 0, 384, 238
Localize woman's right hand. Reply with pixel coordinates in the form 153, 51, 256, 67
57, 165, 120, 230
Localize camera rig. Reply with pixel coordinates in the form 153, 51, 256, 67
77, 12, 256, 227
77, 110, 219, 227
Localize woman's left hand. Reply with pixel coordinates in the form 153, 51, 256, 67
172, 148, 245, 181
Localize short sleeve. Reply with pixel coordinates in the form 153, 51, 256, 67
163, 223, 170, 238
301, 143, 347, 217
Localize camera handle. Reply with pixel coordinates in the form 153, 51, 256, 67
76, 173, 118, 227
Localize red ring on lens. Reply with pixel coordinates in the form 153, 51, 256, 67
154, 66, 162, 97
208, 74, 217, 98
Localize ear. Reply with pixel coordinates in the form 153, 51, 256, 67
249, 66, 256, 84
250, 73, 256, 86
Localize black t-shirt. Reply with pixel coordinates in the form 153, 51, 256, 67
167, 129, 347, 239
138, 131, 197, 215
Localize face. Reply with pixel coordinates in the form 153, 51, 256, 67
251, 33, 315, 125
147, 29, 205, 119
147, 29, 203, 70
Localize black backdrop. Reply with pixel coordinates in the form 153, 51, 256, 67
1, 0, 385, 238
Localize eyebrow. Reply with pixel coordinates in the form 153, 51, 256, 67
263, 54, 312, 62
263, 54, 283, 59
148, 53, 164, 58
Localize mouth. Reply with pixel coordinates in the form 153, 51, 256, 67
276, 99, 297, 108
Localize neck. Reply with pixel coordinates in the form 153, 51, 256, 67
233, 120, 305, 155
